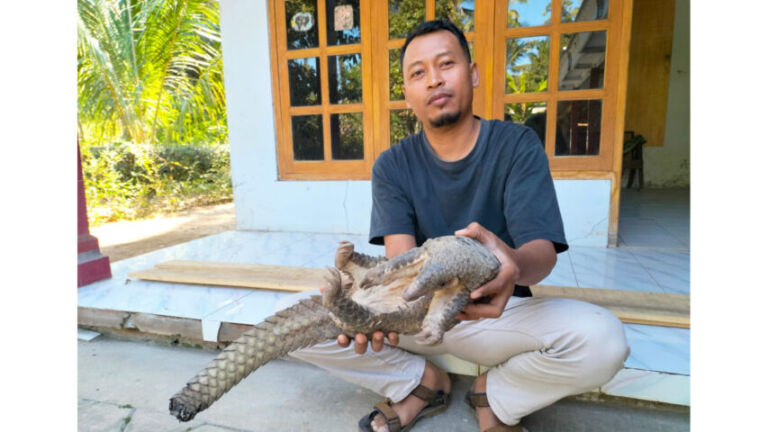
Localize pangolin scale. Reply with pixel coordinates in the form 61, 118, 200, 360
169, 235, 499, 422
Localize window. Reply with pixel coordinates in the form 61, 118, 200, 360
271, 0, 373, 180
269, 0, 629, 179
492, 0, 620, 171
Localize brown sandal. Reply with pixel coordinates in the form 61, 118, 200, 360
465, 391, 527, 432
358, 384, 450, 432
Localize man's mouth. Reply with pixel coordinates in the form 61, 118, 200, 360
428, 91, 452, 106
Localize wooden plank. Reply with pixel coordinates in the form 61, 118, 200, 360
531, 284, 688, 312
130, 261, 327, 292
78, 307, 131, 329
130, 261, 689, 328
531, 284, 689, 328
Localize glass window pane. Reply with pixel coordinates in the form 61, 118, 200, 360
331, 112, 364, 160
563, 0, 609, 23
328, 54, 362, 104
292, 115, 324, 160
435, 0, 474, 33
389, 0, 425, 39
288, 58, 322, 106
286, 0, 319, 50
505, 36, 549, 94
558, 31, 606, 90
507, 0, 550, 28
505, 102, 547, 148
389, 48, 403, 101
390, 109, 422, 146
555, 99, 602, 156
327, 0, 361, 45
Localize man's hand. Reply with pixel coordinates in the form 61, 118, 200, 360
336, 331, 400, 354
319, 285, 400, 354
454, 222, 521, 321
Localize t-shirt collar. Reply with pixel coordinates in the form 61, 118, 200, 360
420, 115, 489, 171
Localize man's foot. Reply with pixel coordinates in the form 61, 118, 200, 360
470, 373, 506, 431
368, 361, 451, 432
466, 373, 527, 432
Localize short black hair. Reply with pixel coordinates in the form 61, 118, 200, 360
399, 19, 472, 71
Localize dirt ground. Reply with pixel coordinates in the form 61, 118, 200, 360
89, 202, 236, 262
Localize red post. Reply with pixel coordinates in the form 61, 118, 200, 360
78, 142, 111, 287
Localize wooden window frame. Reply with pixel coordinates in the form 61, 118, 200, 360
268, 0, 631, 181
270, 0, 375, 180
490, 0, 628, 172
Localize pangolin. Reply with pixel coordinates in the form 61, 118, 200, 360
169, 235, 499, 422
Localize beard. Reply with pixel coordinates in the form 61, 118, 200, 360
428, 110, 461, 128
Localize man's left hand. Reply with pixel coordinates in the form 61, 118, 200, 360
454, 222, 520, 320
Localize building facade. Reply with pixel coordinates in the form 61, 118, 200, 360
219, 0, 686, 246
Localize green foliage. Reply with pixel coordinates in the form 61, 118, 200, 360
504, 98, 545, 124
504, 36, 549, 126
82, 142, 232, 225
77, 0, 227, 147
435, 0, 474, 33
390, 109, 423, 146
78, 0, 231, 223
388, 0, 426, 39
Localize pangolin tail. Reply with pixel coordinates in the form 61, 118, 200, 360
169, 295, 340, 422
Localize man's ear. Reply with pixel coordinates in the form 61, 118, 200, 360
470, 62, 480, 88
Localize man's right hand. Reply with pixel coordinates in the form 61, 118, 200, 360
319, 285, 400, 354
337, 331, 400, 354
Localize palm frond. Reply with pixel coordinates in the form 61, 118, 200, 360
78, 0, 226, 146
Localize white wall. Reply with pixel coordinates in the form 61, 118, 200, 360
641, 0, 690, 188
219, 0, 611, 247
219, 0, 372, 234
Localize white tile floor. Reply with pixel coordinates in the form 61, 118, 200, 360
618, 188, 690, 250
78, 188, 691, 405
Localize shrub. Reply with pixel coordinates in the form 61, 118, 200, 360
81, 142, 232, 226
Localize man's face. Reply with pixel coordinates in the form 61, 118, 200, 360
401, 30, 479, 129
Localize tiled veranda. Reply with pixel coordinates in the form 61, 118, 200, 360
78, 188, 690, 406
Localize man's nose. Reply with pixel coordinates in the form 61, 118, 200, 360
426, 67, 444, 89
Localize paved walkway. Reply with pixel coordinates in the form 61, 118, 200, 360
91, 202, 235, 262
78, 336, 689, 432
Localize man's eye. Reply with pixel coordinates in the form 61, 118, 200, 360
441, 60, 454, 67
411, 70, 423, 78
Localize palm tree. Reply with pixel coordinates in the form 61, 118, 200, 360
77, 0, 226, 146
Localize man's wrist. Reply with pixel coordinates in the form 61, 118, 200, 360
509, 239, 556, 286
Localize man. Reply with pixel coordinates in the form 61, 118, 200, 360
276, 20, 629, 432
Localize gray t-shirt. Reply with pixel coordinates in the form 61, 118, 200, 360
370, 117, 568, 272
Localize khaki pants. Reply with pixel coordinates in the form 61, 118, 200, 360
275, 291, 629, 426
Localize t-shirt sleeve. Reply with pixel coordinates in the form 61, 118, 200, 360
369, 153, 416, 245
503, 128, 569, 253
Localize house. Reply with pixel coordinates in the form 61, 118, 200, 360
219, 0, 689, 246
77, 0, 691, 421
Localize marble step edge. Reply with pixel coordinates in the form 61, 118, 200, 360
127, 261, 690, 329
77, 306, 690, 407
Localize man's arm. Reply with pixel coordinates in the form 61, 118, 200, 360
456, 222, 556, 320
384, 233, 417, 258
